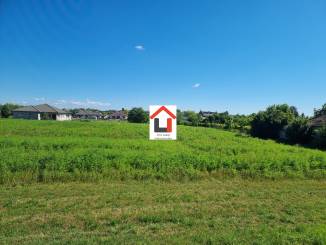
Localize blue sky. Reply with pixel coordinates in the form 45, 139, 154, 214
0, 0, 325, 115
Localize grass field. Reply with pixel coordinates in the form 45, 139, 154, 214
1, 119, 326, 244
1, 179, 326, 244
0, 119, 326, 184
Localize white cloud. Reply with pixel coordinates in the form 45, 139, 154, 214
135, 45, 145, 51
192, 83, 201, 88
49, 99, 111, 109
85, 99, 111, 107
2, 98, 110, 110
34, 97, 45, 101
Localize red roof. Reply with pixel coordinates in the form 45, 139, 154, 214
150, 106, 176, 119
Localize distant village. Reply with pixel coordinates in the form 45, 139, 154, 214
11, 104, 128, 121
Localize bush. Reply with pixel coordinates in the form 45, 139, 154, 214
285, 117, 313, 145
312, 127, 326, 150
127, 108, 148, 123
251, 104, 298, 140
0, 103, 21, 118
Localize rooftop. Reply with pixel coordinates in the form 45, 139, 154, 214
75, 110, 102, 116
309, 115, 326, 127
13, 104, 69, 114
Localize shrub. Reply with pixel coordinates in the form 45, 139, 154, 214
0, 103, 21, 118
312, 127, 326, 150
128, 108, 148, 123
251, 104, 298, 140
285, 117, 313, 145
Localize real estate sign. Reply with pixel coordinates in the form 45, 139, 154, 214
149, 105, 177, 140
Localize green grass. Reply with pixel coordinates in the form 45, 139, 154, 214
0, 119, 326, 184
0, 179, 325, 244
1, 119, 326, 244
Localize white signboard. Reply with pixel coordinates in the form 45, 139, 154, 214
149, 105, 177, 140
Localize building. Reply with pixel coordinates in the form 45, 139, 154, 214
104, 110, 128, 120
13, 104, 71, 121
74, 110, 103, 120
199, 111, 215, 118
309, 115, 326, 128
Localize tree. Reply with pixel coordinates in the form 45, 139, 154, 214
1, 104, 11, 118
312, 126, 326, 150
183, 111, 200, 126
314, 103, 326, 117
224, 117, 234, 130
176, 109, 184, 125
127, 107, 148, 123
212, 111, 230, 124
0, 103, 21, 118
285, 117, 312, 145
250, 104, 298, 140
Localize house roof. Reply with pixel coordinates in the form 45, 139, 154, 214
13, 104, 69, 114
200, 111, 215, 117
106, 110, 127, 117
309, 115, 326, 127
75, 110, 102, 117
150, 106, 176, 119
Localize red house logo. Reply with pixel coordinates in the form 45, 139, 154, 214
149, 105, 177, 140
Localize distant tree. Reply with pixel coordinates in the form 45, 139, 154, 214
183, 111, 200, 126
289, 106, 299, 117
1, 103, 20, 118
69, 108, 81, 116
213, 111, 230, 124
127, 107, 148, 123
314, 103, 326, 117
224, 117, 234, 130
177, 109, 184, 125
1, 104, 10, 118
232, 114, 253, 130
250, 104, 298, 140
285, 117, 312, 145
205, 115, 215, 124
312, 126, 326, 150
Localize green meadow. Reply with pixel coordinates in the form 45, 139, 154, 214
0, 119, 326, 244
0, 119, 326, 183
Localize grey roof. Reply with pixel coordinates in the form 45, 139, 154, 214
309, 115, 326, 127
200, 111, 215, 117
107, 110, 127, 118
75, 110, 102, 117
13, 104, 69, 114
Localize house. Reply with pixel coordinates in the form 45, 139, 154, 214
13, 104, 71, 121
309, 115, 326, 128
199, 111, 215, 118
74, 110, 103, 120
104, 110, 128, 120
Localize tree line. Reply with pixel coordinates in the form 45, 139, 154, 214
127, 103, 326, 150
250, 103, 326, 150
